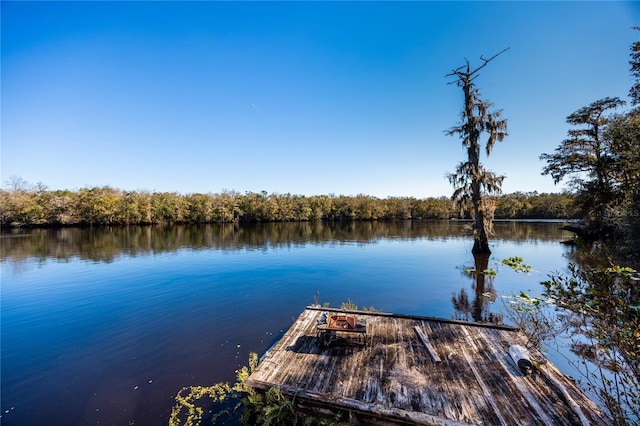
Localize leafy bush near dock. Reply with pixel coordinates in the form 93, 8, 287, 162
541, 263, 640, 425
505, 260, 640, 425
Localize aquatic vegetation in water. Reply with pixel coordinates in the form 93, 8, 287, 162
169, 382, 233, 426
501, 256, 532, 274
169, 353, 259, 426
170, 352, 349, 425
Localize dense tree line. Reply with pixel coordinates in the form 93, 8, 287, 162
0, 180, 578, 228
494, 191, 579, 219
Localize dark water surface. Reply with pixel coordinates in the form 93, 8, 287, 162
1, 221, 575, 425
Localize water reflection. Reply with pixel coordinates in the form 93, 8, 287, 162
1, 220, 574, 426
1, 220, 570, 265
452, 253, 503, 324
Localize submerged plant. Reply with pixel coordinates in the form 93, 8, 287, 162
503, 291, 561, 350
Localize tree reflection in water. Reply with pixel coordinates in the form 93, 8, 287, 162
452, 252, 503, 324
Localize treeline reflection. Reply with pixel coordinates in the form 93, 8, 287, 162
1, 220, 570, 264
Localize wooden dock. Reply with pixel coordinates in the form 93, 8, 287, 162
246, 306, 608, 425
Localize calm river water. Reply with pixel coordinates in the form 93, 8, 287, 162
1, 221, 576, 425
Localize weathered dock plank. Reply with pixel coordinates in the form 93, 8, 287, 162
247, 306, 607, 425
415, 326, 442, 364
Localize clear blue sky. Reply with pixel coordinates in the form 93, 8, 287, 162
2, 1, 638, 198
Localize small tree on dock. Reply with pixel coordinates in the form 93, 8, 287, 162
446, 49, 509, 254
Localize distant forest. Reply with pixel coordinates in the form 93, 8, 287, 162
0, 183, 579, 227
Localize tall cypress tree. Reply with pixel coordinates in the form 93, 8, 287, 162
446, 49, 509, 254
